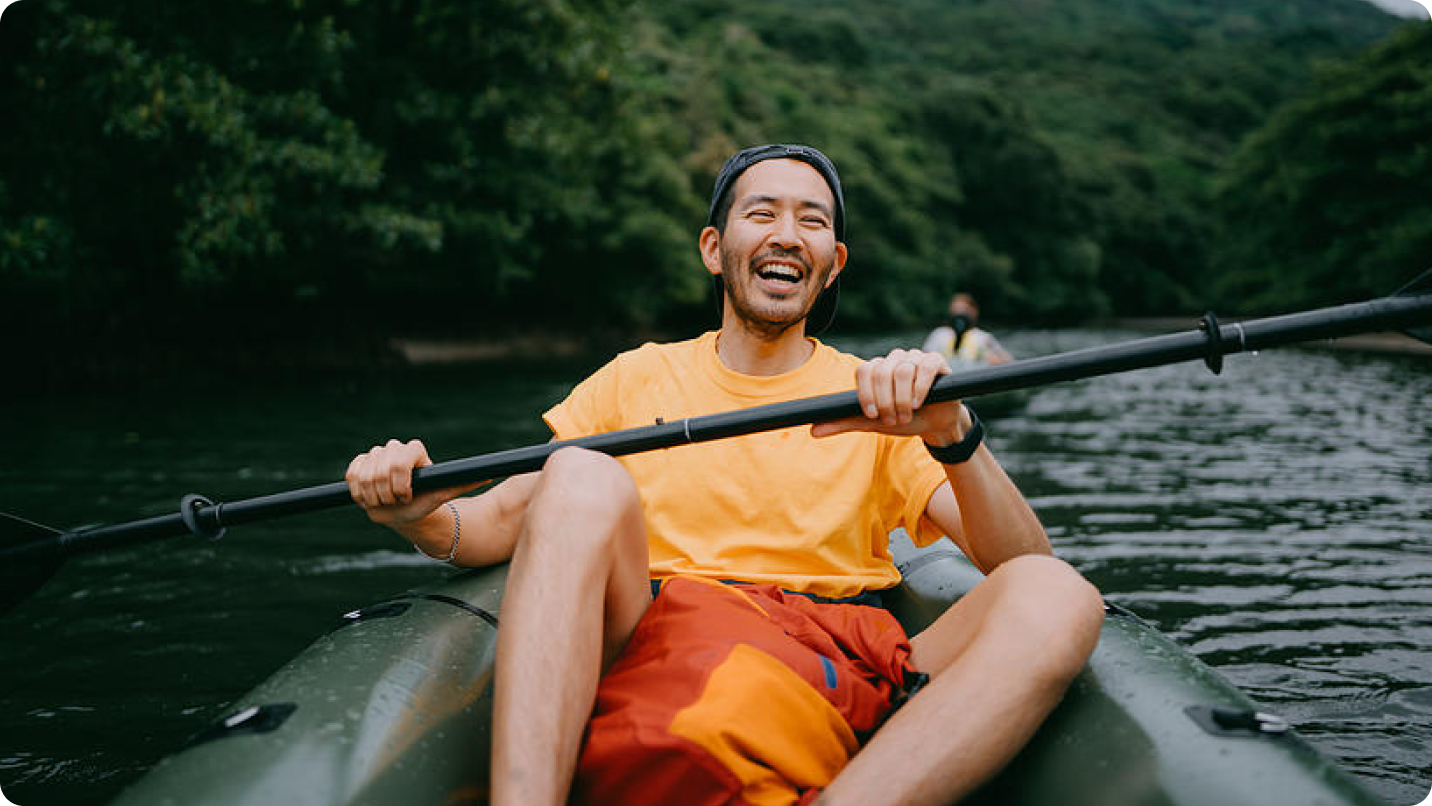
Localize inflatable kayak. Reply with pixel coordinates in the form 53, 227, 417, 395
107, 534, 1385, 806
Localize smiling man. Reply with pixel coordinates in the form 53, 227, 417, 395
347, 144, 1103, 806
705, 152, 848, 343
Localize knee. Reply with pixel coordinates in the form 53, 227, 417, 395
991, 555, 1104, 681
544, 443, 641, 501
531, 447, 643, 539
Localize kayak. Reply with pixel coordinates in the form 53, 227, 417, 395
108, 565, 508, 806
107, 533, 1385, 806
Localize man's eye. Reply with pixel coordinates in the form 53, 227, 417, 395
748, 210, 775, 220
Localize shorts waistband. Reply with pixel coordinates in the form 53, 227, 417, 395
649, 578, 886, 609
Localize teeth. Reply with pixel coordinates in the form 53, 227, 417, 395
759, 264, 801, 281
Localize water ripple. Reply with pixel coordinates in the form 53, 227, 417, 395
998, 332, 1432, 805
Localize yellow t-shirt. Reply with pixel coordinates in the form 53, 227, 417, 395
543, 331, 948, 598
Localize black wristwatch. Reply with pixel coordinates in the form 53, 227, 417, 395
924, 406, 983, 464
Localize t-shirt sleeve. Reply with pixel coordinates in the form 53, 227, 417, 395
889, 435, 950, 548
543, 355, 625, 440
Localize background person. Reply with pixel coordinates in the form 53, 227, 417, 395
923, 292, 1014, 365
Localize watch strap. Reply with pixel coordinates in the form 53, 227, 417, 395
924, 406, 984, 465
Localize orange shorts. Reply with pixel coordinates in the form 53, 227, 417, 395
571, 575, 924, 806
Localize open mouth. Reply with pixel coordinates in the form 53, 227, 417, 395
755, 260, 805, 285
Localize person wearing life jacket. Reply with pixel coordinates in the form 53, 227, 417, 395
346, 144, 1103, 806
923, 293, 1013, 365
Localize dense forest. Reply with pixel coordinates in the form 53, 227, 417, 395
0, 0, 1426, 371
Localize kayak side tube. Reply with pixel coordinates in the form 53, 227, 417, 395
887, 531, 1385, 806
111, 537, 1387, 806
109, 565, 507, 806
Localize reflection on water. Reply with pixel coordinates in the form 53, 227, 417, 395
1, 333, 1429, 805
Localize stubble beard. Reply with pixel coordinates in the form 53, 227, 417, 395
720, 245, 831, 341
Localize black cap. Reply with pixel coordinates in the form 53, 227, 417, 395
706, 143, 846, 240
706, 144, 846, 334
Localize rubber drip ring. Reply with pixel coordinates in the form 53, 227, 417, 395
1200, 312, 1224, 375
180, 493, 227, 541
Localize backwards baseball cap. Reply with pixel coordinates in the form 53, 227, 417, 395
706, 143, 847, 240
705, 143, 847, 335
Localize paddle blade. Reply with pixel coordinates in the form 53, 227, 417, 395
0, 513, 65, 614
1395, 268, 1432, 346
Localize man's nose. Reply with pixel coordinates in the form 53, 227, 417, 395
767, 213, 800, 248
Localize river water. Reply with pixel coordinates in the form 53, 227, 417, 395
0, 328, 1429, 805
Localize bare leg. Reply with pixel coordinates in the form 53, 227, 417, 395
490, 448, 651, 806
818, 554, 1104, 806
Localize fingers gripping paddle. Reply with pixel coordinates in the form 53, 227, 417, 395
2, 278, 1430, 614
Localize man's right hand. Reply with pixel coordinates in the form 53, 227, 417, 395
346, 438, 452, 529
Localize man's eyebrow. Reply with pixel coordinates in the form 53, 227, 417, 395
736, 194, 834, 218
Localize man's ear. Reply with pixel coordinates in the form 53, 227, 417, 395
699, 226, 722, 276
825, 241, 849, 288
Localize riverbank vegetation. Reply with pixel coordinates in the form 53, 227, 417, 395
0, 0, 1425, 374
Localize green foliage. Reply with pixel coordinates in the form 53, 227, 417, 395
2, 1, 414, 306
908, 78, 1104, 321
0, 0, 1412, 368
1213, 22, 1432, 311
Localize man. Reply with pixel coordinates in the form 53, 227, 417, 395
922, 293, 1014, 365
347, 144, 1103, 806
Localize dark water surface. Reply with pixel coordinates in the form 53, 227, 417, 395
1, 330, 1429, 805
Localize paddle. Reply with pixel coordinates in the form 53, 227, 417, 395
3, 274, 1430, 614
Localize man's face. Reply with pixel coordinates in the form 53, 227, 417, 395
701, 159, 847, 338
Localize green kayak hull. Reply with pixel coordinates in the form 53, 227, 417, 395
110, 567, 508, 806
108, 537, 1384, 806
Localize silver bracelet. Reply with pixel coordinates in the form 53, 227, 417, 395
416, 502, 461, 563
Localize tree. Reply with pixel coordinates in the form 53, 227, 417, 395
1213, 22, 1432, 311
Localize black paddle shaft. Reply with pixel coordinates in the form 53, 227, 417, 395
37, 289, 1432, 560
